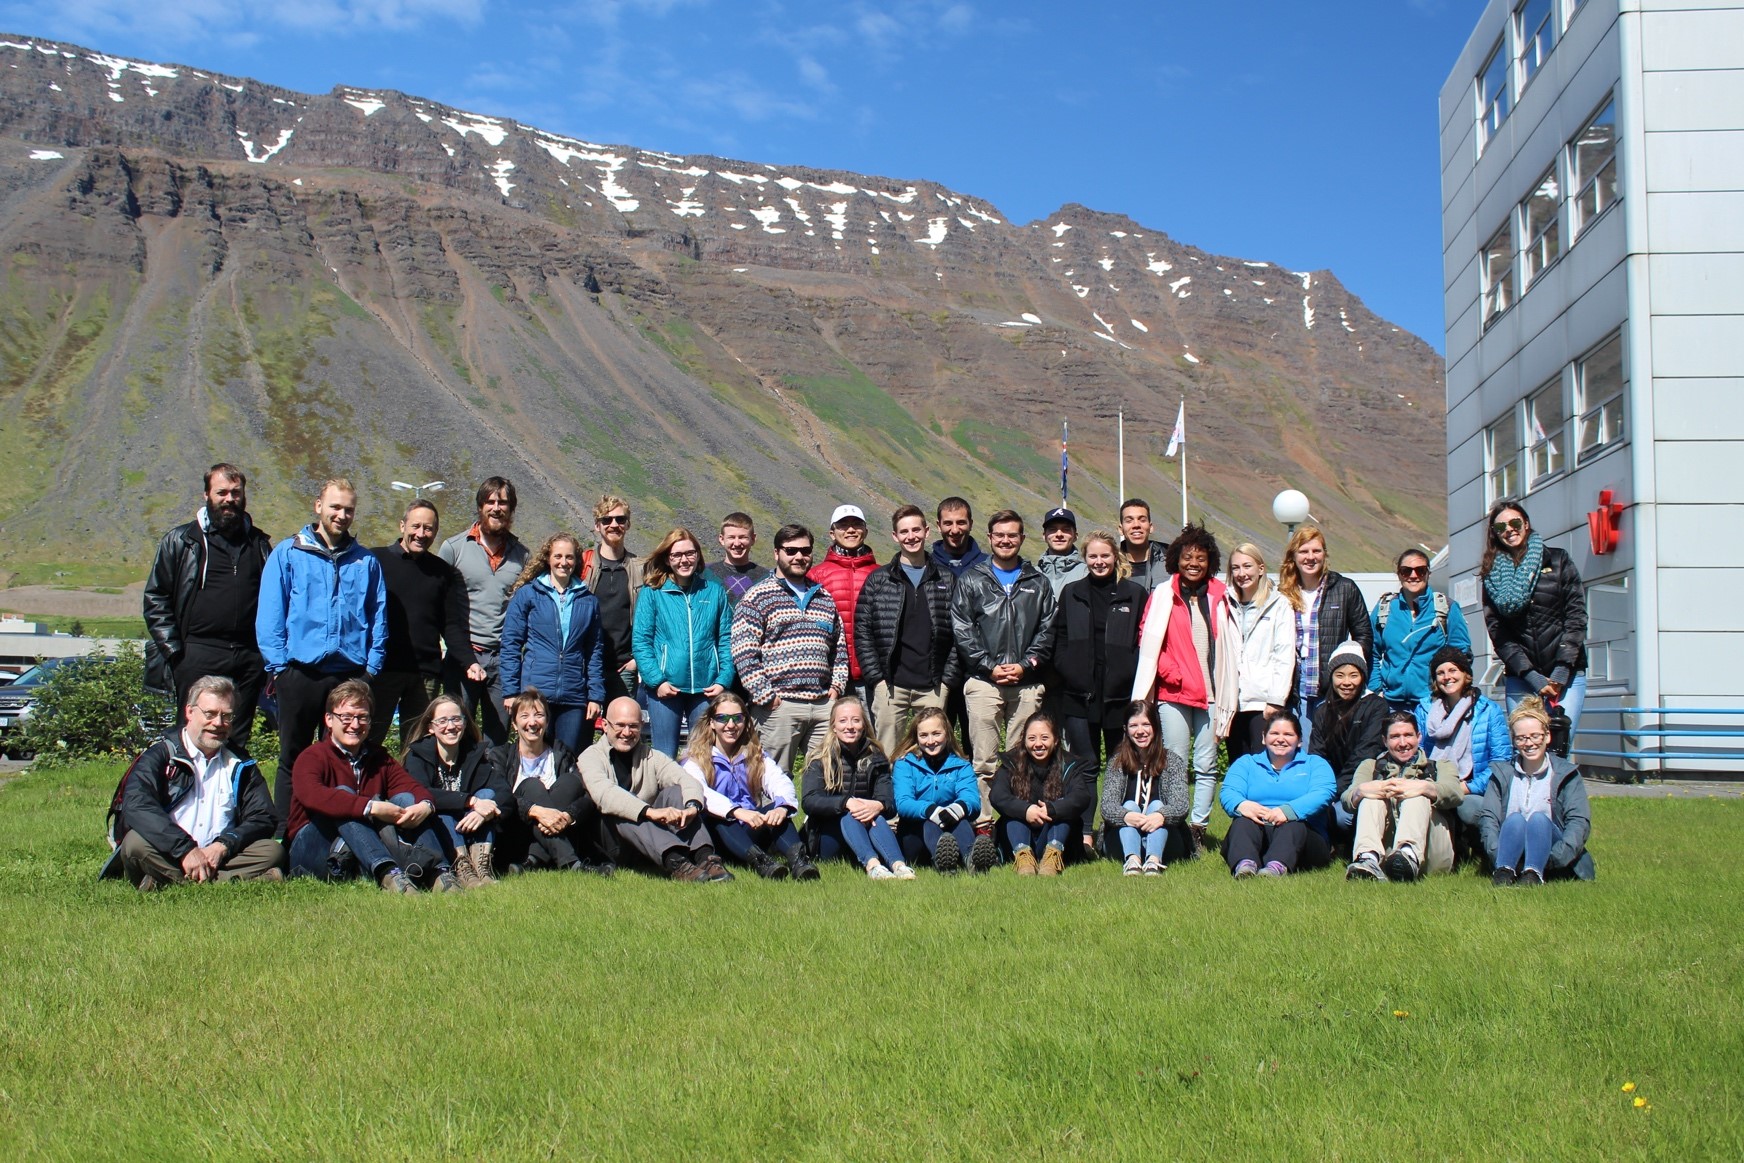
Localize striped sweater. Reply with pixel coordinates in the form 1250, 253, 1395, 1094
730, 575, 849, 704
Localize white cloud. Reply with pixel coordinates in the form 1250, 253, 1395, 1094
796, 53, 833, 93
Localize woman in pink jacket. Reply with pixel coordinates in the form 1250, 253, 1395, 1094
1129, 523, 1232, 854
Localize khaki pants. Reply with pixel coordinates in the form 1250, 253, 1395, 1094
869, 682, 947, 756
1351, 796, 1455, 873
963, 677, 1045, 824
119, 830, 287, 886
753, 695, 834, 778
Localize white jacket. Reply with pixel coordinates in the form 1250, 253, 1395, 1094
1216, 588, 1296, 731
683, 749, 798, 819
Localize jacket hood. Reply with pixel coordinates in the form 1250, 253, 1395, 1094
1035, 551, 1085, 575
292, 524, 362, 562
931, 536, 985, 562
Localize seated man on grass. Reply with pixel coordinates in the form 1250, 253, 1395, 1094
1343, 711, 1464, 883
579, 696, 731, 882
106, 675, 286, 890
286, 679, 461, 893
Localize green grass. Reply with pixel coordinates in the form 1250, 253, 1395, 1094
0, 613, 146, 640
0, 762, 1739, 1158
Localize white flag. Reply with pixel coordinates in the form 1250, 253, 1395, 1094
1165, 401, 1185, 458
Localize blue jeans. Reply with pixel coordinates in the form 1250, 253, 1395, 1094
1505, 672, 1587, 743
647, 690, 711, 757
813, 814, 904, 867
1160, 701, 1218, 826
548, 703, 594, 756
1004, 818, 1072, 854
714, 816, 802, 862
1295, 691, 1325, 753
288, 815, 395, 881
1495, 811, 1561, 874
436, 788, 497, 856
1117, 800, 1169, 861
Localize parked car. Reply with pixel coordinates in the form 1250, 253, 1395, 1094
0, 659, 74, 759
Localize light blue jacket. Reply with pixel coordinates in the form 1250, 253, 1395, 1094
1220, 749, 1336, 822
1368, 590, 1471, 704
500, 576, 605, 708
892, 751, 980, 820
256, 526, 388, 675
632, 574, 735, 693
1415, 695, 1513, 794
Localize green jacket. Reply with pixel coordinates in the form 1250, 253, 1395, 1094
1342, 749, 1464, 813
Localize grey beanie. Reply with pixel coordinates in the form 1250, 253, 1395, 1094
1327, 639, 1369, 683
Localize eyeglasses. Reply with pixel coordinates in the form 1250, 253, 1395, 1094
191, 708, 236, 723
433, 715, 466, 727
598, 514, 629, 527
329, 713, 371, 726
668, 550, 700, 561
1492, 517, 1525, 535
1398, 566, 1428, 578
1514, 732, 1549, 745
777, 545, 813, 557
713, 713, 746, 726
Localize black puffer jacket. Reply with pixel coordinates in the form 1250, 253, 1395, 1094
404, 735, 519, 825
1293, 572, 1372, 699
1311, 691, 1389, 797
142, 516, 274, 692
949, 560, 1056, 680
1050, 575, 1144, 724
1483, 546, 1587, 685
853, 559, 962, 690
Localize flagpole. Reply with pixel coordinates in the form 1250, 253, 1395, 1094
1179, 397, 1188, 528
1060, 418, 1069, 505
1117, 410, 1125, 507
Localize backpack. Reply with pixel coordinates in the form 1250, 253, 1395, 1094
1376, 590, 1449, 639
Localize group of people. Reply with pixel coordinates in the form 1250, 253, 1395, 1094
109, 465, 1596, 891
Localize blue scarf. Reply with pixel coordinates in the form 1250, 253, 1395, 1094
1484, 533, 1544, 616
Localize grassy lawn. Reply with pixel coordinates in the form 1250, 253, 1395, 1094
1, 761, 1739, 1159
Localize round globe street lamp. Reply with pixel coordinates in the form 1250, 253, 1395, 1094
391, 480, 446, 500
1272, 489, 1311, 534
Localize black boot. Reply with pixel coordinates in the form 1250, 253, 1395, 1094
786, 848, 821, 881
748, 847, 790, 880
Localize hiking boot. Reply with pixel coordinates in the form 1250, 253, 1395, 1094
1189, 823, 1208, 857
577, 859, 616, 877
449, 853, 481, 890
1260, 861, 1288, 877
699, 854, 735, 883
433, 868, 464, 893
1013, 847, 1038, 876
788, 850, 821, 881
1347, 853, 1386, 881
1517, 868, 1544, 887
933, 833, 963, 873
865, 860, 897, 880
1233, 859, 1259, 879
969, 833, 999, 873
136, 873, 163, 893
749, 849, 790, 880
1038, 845, 1065, 877
326, 837, 356, 881
1142, 856, 1166, 876
1491, 867, 1518, 887
1123, 855, 1143, 877
468, 841, 498, 884
668, 859, 709, 883
258, 867, 285, 883
379, 869, 418, 894
1381, 847, 1421, 884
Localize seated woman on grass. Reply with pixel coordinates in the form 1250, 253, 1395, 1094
489, 689, 610, 875
892, 707, 996, 874
989, 712, 1096, 877
683, 692, 817, 881
799, 698, 915, 881
1100, 700, 1190, 876
401, 694, 514, 886
1415, 645, 1513, 842
1480, 696, 1596, 885
1219, 710, 1335, 878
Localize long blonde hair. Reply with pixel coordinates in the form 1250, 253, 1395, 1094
1081, 530, 1131, 582
1226, 542, 1274, 606
686, 692, 768, 800
1276, 524, 1327, 612
810, 697, 885, 793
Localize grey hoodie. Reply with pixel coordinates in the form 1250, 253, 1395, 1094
1034, 550, 1087, 598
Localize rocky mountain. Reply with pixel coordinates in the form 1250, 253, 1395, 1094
0, 33, 1446, 584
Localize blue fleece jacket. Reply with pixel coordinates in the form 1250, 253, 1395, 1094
500, 577, 605, 708
892, 750, 981, 820
1368, 590, 1472, 704
632, 574, 735, 693
1220, 749, 1336, 822
256, 526, 389, 675
1415, 695, 1513, 794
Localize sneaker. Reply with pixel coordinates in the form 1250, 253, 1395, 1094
1346, 853, 1386, 882
1491, 867, 1518, 887
1381, 847, 1421, 883
1517, 868, 1544, 887
1013, 847, 1038, 876
1123, 855, 1143, 877
866, 860, 898, 881
890, 861, 918, 881
258, 867, 285, 883
326, 837, 356, 881
577, 859, 616, 878
699, 854, 735, 883
433, 869, 464, 893
1233, 859, 1258, 879
787, 851, 822, 881
379, 869, 417, 894
670, 860, 710, 883
1260, 861, 1288, 877
1038, 845, 1065, 877
1142, 856, 1166, 876
968, 833, 999, 874
933, 833, 963, 873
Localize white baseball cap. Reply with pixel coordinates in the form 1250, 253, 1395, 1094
829, 504, 867, 527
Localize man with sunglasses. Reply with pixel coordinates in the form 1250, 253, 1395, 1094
730, 523, 849, 775
1369, 549, 1471, 712
581, 495, 646, 703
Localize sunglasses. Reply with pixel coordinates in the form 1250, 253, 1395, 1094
598, 514, 629, 527
714, 713, 746, 726
1492, 517, 1525, 535
777, 545, 814, 557
1398, 565, 1428, 578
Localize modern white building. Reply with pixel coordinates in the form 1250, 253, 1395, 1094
1439, 0, 1744, 774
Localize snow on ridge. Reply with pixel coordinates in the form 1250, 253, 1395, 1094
1130, 318, 1148, 332
774, 176, 804, 191
824, 202, 848, 239
749, 205, 785, 233
443, 113, 508, 147
961, 205, 1001, 224
783, 197, 813, 225
915, 217, 949, 248
1145, 254, 1172, 276
1097, 256, 1114, 271
715, 170, 771, 185
641, 148, 685, 164
1050, 221, 1072, 237
639, 159, 709, 178
86, 51, 178, 82
1092, 312, 1113, 332
1296, 271, 1311, 290
668, 188, 705, 218
236, 127, 293, 164
489, 158, 516, 197
1243, 261, 1269, 268
344, 97, 387, 116
1168, 276, 1191, 293
1303, 297, 1315, 329
28, 149, 63, 160
535, 137, 640, 212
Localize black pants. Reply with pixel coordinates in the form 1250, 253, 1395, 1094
512, 772, 608, 868
1223, 816, 1330, 874
173, 640, 266, 754
1062, 716, 1121, 838
368, 670, 443, 747
446, 648, 509, 746
1225, 711, 1269, 763
272, 663, 364, 830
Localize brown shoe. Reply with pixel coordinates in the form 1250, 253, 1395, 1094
1038, 845, 1065, 877
669, 859, 710, 883
450, 852, 483, 890
1189, 823, 1208, 858
468, 841, 498, 884
1014, 848, 1038, 876
258, 867, 285, 883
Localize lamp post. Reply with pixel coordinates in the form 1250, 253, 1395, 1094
1272, 489, 1311, 536
391, 480, 446, 500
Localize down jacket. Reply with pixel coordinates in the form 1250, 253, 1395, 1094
989, 751, 1097, 826
108, 732, 277, 869
800, 744, 896, 822
854, 558, 962, 691
403, 735, 519, 825
1130, 575, 1234, 712
1483, 546, 1588, 688
1051, 575, 1145, 724
810, 546, 879, 680
632, 574, 735, 694
891, 750, 980, 821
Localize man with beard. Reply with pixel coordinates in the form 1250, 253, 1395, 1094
369, 498, 474, 747
439, 478, 526, 745
144, 463, 275, 753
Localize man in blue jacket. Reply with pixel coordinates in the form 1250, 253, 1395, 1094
256, 478, 389, 828
1369, 549, 1471, 712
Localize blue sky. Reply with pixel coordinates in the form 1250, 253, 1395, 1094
2, 0, 1481, 350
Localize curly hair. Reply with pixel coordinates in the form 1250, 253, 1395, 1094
509, 533, 581, 595
1164, 521, 1221, 576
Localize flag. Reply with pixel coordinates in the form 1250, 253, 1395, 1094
1060, 419, 1069, 502
1165, 400, 1185, 458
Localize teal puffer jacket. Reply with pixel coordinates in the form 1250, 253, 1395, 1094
632, 574, 735, 693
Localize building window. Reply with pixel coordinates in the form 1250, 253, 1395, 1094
1486, 412, 1522, 505
1516, 0, 1556, 92
1477, 37, 1511, 152
1584, 573, 1631, 691
1564, 0, 1586, 29
1521, 165, 1563, 285
1525, 379, 1566, 488
1570, 99, 1618, 237
1481, 222, 1516, 327
1575, 331, 1626, 461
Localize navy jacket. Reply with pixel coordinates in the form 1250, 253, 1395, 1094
500, 578, 606, 708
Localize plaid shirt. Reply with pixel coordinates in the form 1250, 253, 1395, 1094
1295, 587, 1324, 698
